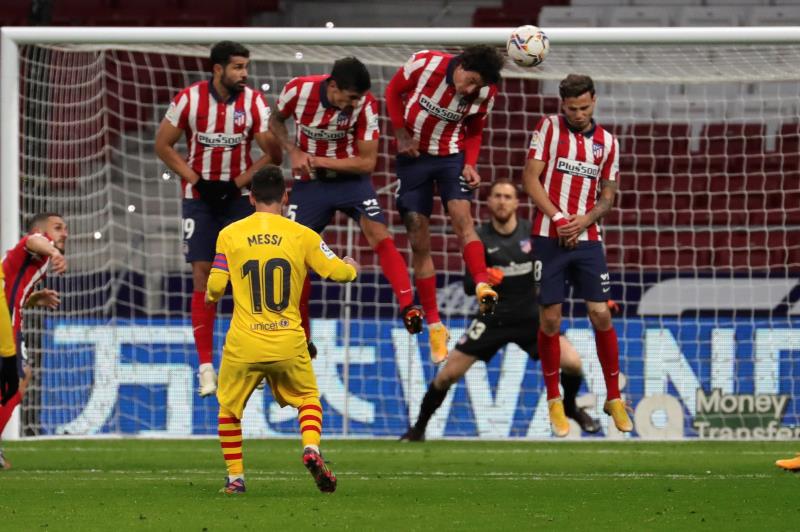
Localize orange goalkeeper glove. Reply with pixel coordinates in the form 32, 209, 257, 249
486, 267, 504, 286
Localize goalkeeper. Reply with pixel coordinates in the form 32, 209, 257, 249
206, 165, 358, 495
401, 180, 601, 441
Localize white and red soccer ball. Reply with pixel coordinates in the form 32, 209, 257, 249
507, 25, 550, 67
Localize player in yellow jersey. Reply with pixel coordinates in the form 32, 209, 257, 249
206, 165, 358, 494
0, 267, 19, 470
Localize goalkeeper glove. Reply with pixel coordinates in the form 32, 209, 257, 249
486, 267, 504, 286
0, 355, 19, 406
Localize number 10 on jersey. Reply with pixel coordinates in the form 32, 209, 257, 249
241, 258, 291, 313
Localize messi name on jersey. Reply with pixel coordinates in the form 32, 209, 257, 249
555, 157, 600, 180
299, 125, 348, 141
197, 132, 244, 148
247, 233, 284, 247
418, 95, 463, 122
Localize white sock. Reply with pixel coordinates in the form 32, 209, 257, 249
304, 444, 320, 454
199, 362, 214, 372
228, 474, 244, 482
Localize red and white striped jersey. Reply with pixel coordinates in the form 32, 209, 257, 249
165, 80, 271, 199
2, 234, 51, 340
276, 75, 379, 179
387, 50, 496, 158
527, 115, 620, 241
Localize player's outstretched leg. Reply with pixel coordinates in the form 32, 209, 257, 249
373, 237, 423, 334
192, 290, 217, 397
218, 409, 245, 494
562, 372, 601, 433
415, 276, 449, 363
298, 399, 336, 493
538, 329, 569, 437
400, 380, 449, 442
775, 454, 800, 471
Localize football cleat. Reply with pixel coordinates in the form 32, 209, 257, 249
775, 454, 800, 471
303, 448, 337, 493
476, 282, 498, 316
428, 322, 450, 365
220, 477, 246, 494
401, 305, 424, 335
565, 406, 602, 434
197, 364, 217, 397
0, 449, 10, 470
548, 398, 570, 437
604, 399, 634, 432
399, 426, 425, 442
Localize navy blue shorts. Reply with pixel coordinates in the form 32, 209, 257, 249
395, 152, 473, 217
181, 196, 254, 263
533, 237, 611, 305
288, 174, 387, 233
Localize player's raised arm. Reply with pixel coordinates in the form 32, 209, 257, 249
205, 237, 231, 304
303, 231, 359, 284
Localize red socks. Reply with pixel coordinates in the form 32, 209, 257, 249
191, 290, 216, 365
594, 327, 621, 401
374, 238, 414, 309
463, 240, 489, 285
0, 391, 21, 435
538, 330, 562, 400
415, 275, 440, 324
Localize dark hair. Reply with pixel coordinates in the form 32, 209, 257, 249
250, 165, 286, 205
27, 212, 63, 232
458, 45, 504, 85
559, 74, 595, 99
489, 178, 519, 197
210, 41, 250, 68
330, 56, 371, 93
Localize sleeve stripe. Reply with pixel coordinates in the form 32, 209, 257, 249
212, 253, 229, 271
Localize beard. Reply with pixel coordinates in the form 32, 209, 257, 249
222, 76, 246, 95
491, 211, 513, 225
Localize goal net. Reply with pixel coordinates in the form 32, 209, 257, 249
3, 28, 798, 440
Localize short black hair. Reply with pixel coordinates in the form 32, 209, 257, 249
458, 45, 504, 85
559, 74, 595, 99
210, 41, 250, 68
250, 165, 286, 205
27, 212, 63, 232
330, 57, 371, 93
489, 178, 519, 197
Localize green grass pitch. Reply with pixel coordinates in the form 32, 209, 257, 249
0, 439, 796, 530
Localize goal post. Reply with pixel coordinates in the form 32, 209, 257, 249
1, 26, 799, 440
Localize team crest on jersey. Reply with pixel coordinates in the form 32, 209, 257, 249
592, 142, 604, 160
519, 239, 532, 254
234, 110, 246, 127
336, 112, 351, 127
457, 98, 470, 114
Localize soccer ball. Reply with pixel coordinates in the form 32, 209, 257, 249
506, 25, 550, 67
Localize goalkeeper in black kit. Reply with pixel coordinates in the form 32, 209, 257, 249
401, 179, 600, 440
